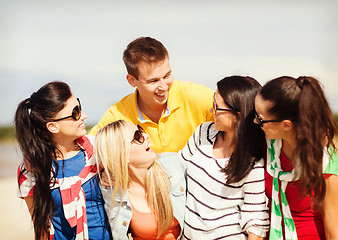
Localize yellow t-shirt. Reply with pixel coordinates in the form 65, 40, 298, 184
89, 80, 214, 153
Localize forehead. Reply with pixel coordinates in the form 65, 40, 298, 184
137, 58, 170, 80
54, 95, 76, 115
126, 121, 138, 136
214, 89, 226, 105
255, 94, 274, 116
64, 96, 78, 108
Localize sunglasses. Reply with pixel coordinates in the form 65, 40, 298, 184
253, 109, 281, 127
131, 124, 146, 144
213, 93, 232, 113
53, 98, 82, 122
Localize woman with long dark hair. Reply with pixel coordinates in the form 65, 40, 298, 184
181, 76, 269, 239
16, 81, 111, 239
254, 76, 338, 239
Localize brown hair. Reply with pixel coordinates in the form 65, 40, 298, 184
15, 81, 72, 239
123, 37, 169, 78
217, 76, 265, 183
259, 76, 337, 211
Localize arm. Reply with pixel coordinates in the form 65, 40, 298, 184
240, 159, 269, 238
324, 174, 338, 240
178, 123, 202, 163
24, 196, 34, 218
248, 232, 264, 240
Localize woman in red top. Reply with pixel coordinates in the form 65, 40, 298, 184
254, 76, 338, 239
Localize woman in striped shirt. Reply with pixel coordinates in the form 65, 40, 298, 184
181, 76, 269, 239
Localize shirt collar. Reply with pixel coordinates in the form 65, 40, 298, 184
135, 83, 181, 123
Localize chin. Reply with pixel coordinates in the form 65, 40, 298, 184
264, 134, 275, 140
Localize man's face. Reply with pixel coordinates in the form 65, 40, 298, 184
134, 58, 173, 108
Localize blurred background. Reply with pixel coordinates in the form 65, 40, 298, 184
0, 0, 337, 239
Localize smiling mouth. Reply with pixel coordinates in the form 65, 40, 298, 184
155, 92, 166, 98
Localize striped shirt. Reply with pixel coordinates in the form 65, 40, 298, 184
180, 122, 269, 239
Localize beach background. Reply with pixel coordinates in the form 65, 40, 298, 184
0, 141, 34, 239
1, 1, 338, 239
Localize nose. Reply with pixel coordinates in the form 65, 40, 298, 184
81, 111, 88, 120
158, 79, 169, 91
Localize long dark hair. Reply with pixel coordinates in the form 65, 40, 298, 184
218, 76, 265, 183
15, 81, 72, 239
259, 76, 337, 211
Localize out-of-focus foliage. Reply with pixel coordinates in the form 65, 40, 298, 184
0, 125, 94, 142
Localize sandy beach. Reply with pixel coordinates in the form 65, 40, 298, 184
0, 177, 34, 240
0, 142, 34, 239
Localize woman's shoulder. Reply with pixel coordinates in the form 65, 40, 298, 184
194, 122, 218, 141
158, 153, 185, 174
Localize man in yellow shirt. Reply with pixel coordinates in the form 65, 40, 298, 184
90, 37, 214, 153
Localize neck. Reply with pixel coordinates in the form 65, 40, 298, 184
137, 94, 167, 124
223, 130, 236, 148
281, 132, 297, 161
54, 137, 79, 160
128, 165, 148, 188
213, 131, 236, 158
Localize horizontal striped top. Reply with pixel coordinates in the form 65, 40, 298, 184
180, 122, 269, 239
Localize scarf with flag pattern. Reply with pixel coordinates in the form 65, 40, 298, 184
17, 135, 98, 240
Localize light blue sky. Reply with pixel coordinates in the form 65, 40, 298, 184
1, 0, 337, 125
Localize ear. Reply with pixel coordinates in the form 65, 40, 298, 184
46, 122, 60, 134
281, 120, 293, 132
126, 74, 137, 88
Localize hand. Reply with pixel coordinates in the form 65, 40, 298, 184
248, 232, 264, 240
100, 170, 115, 188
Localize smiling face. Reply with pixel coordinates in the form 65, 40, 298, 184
129, 58, 173, 109
126, 122, 157, 169
51, 95, 87, 139
213, 89, 237, 132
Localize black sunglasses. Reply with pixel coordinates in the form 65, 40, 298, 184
253, 109, 281, 127
53, 98, 82, 122
131, 124, 146, 144
213, 93, 232, 113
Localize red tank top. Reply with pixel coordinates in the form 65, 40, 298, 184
265, 151, 330, 239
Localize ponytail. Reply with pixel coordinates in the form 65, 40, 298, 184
295, 76, 336, 211
260, 76, 337, 212
15, 81, 72, 239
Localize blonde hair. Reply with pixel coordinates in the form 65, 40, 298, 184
95, 120, 173, 237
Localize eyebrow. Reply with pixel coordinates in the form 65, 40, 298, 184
146, 70, 172, 83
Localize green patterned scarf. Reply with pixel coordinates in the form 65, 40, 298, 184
266, 139, 338, 240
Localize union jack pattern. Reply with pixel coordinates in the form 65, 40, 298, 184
17, 135, 98, 240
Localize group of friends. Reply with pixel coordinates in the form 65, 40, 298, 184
15, 37, 338, 240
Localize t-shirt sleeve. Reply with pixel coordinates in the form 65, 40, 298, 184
17, 164, 35, 198
89, 105, 117, 136
180, 81, 214, 122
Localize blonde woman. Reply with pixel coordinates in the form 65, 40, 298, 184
95, 120, 186, 240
